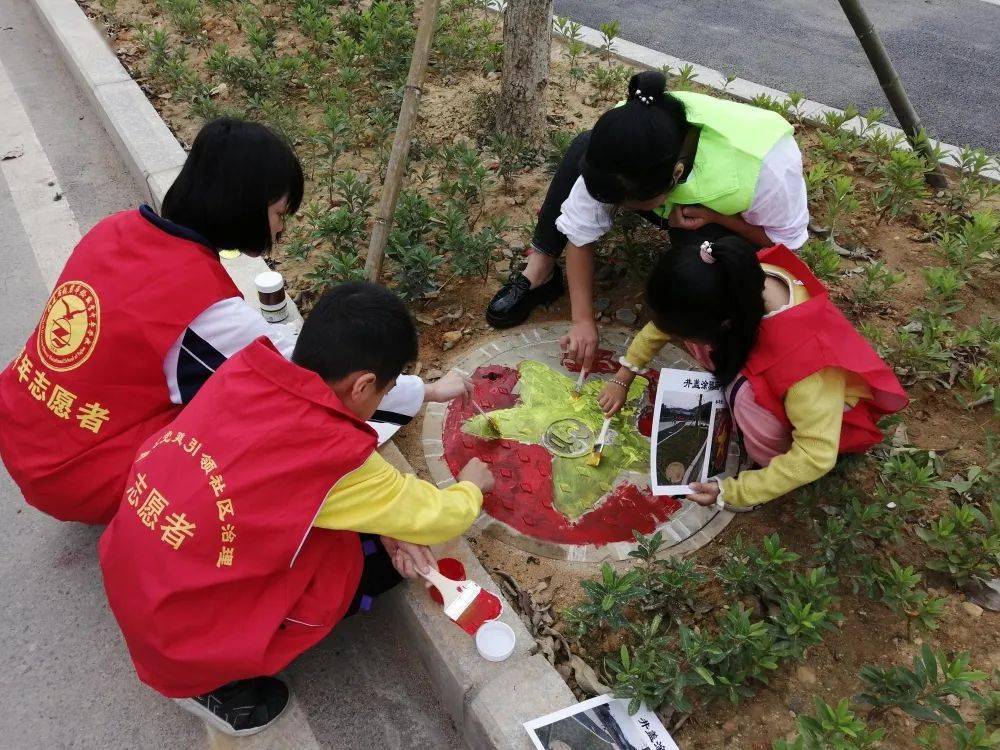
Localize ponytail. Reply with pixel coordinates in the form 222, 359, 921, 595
582, 71, 689, 205
645, 236, 764, 384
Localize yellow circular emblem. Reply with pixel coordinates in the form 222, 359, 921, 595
36, 281, 101, 372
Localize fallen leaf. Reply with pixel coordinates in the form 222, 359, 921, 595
965, 579, 1000, 612
570, 655, 611, 696
536, 636, 556, 664
441, 330, 462, 351
2, 147, 24, 161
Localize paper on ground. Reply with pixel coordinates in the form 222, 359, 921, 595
524, 694, 679, 750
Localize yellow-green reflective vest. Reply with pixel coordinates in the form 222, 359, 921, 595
650, 91, 794, 218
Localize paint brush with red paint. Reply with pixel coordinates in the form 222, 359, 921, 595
421, 568, 503, 635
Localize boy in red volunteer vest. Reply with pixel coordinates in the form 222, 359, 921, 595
599, 237, 908, 509
99, 282, 495, 736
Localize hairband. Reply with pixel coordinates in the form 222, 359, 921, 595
699, 241, 716, 264
634, 88, 654, 106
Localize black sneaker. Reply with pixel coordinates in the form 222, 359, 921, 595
485, 271, 565, 329
175, 676, 289, 737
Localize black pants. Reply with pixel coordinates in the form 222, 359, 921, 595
344, 535, 402, 617
531, 131, 737, 257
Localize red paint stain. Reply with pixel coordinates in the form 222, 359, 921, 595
456, 589, 503, 634
443, 364, 681, 546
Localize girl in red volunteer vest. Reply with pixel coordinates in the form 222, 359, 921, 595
100, 282, 494, 737
599, 237, 908, 509
0, 118, 449, 524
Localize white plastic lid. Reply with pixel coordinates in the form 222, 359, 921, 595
475, 620, 516, 662
254, 271, 284, 294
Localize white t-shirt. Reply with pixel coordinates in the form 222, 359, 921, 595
163, 297, 424, 444
554, 134, 810, 250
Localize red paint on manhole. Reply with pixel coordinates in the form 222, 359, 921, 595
443, 363, 681, 546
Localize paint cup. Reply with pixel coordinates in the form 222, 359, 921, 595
475, 620, 516, 662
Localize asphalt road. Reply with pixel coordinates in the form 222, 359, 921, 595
0, 1, 461, 746
555, 0, 1000, 153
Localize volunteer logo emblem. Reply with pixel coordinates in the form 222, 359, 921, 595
36, 281, 101, 372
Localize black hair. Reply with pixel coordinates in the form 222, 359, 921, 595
645, 235, 764, 384
581, 71, 690, 204
161, 118, 304, 256
292, 282, 418, 388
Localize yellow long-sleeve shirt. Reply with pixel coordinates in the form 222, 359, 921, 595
625, 264, 869, 507
312, 452, 483, 544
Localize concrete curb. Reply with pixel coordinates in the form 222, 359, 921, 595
556, 19, 1000, 182
30, 0, 304, 322
379, 443, 576, 750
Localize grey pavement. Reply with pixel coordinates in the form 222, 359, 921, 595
556, 0, 1000, 153
0, 0, 461, 746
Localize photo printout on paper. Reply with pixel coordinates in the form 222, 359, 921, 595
650, 368, 728, 496
523, 694, 679, 750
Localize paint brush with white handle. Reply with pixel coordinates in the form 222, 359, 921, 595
586, 417, 612, 467
420, 568, 502, 635
571, 369, 588, 399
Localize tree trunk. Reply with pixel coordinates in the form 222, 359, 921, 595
496, 0, 553, 139
837, 0, 947, 188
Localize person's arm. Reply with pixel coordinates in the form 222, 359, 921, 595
164, 297, 298, 405
554, 177, 614, 372
599, 322, 675, 415
623, 322, 674, 371
718, 368, 846, 507
706, 212, 773, 248
561, 242, 600, 371
669, 206, 771, 248
740, 134, 810, 250
313, 452, 484, 545
367, 375, 425, 446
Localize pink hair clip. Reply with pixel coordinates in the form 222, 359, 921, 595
699, 241, 716, 264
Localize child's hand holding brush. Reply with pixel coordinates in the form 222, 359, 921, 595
598, 367, 637, 417
424, 369, 474, 404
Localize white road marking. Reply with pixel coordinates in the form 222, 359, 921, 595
0, 60, 81, 290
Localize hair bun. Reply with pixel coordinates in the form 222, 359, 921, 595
627, 70, 667, 105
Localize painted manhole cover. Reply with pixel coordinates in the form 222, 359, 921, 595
421, 325, 735, 562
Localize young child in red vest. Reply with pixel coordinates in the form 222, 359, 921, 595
0, 119, 442, 525
599, 236, 908, 509
99, 282, 495, 736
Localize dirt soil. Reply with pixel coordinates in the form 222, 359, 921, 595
82, 0, 999, 745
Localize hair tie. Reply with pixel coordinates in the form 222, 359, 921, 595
699, 241, 716, 264
633, 88, 654, 106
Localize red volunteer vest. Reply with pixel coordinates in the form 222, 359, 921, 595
0, 210, 239, 523
741, 245, 908, 453
99, 339, 377, 698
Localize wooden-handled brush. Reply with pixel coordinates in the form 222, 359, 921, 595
586, 417, 612, 467
471, 399, 501, 435
421, 568, 503, 635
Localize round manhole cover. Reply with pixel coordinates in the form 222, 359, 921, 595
421, 325, 735, 562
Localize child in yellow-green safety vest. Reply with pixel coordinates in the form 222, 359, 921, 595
485, 70, 809, 376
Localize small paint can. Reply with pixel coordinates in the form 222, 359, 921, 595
475, 620, 516, 662
254, 271, 288, 323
